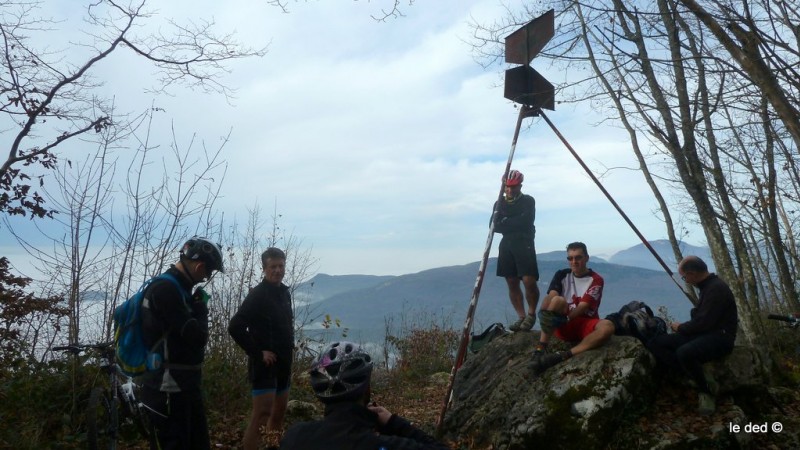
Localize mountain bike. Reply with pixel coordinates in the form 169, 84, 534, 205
53, 341, 156, 450
767, 313, 800, 328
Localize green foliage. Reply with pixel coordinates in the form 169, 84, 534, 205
764, 318, 800, 385
0, 257, 68, 371
320, 314, 349, 337
0, 358, 96, 448
202, 349, 251, 422
386, 324, 459, 383
0, 260, 76, 447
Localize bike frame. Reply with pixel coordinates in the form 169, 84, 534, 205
767, 313, 800, 328
53, 341, 157, 448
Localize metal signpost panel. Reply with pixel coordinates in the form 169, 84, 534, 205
503, 9, 555, 111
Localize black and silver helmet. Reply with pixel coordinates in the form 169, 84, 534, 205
180, 237, 225, 274
310, 341, 373, 403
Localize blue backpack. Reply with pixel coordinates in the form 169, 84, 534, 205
113, 274, 187, 377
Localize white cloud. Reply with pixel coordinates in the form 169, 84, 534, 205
1, 0, 707, 278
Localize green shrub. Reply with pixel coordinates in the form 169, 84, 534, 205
764, 318, 800, 386
386, 325, 459, 383
203, 350, 250, 421
0, 359, 97, 449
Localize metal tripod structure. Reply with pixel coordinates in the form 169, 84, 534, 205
436, 9, 692, 433
435, 104, 538, 430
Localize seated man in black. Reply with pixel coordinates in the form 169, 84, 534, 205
647, 256, 738, 415
280, 341, 449, 450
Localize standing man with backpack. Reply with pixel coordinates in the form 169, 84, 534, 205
140, 237, 225, 450
646, 256, 738, 416
229, 247, 294, 450
493, 169, 540, 332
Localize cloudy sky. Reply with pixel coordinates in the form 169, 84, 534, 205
1, 0, 704, 277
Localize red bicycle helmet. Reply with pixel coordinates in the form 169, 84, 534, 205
504, 170, 524, 186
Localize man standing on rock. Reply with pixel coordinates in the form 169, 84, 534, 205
646, 256, 737, 415
493, 169, 540, 332
530, 241, 615, 374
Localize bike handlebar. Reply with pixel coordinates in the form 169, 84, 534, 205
52, 341, 114, 354
767, 313, 799, 323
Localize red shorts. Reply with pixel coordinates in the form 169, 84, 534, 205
555, 316, 600, 342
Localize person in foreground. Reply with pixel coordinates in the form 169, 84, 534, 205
493, 169, 540, 332
229, 247, 294, 450
530, 241, 615, 374
647, 256, 738, 416
141, 237, 225, 450
280, 341, 450, 450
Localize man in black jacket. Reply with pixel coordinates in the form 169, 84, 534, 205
493, 169, 540, 332
140, 237, 225, 450
280, 341, 449, 450
229, 247, 294, 450
647, 256, 738, 416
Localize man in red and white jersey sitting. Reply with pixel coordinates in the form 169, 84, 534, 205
530, 241, 616, 374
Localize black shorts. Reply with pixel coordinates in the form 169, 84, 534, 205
249, 356, 291, 396
497, 236, 539, 279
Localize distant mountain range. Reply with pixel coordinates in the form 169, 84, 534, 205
607, 239, 714, 272
298, 241, 709, 344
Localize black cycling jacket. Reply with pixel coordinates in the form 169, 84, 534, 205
493, 193, 536, 238
678, 274, 738, 339
141, 266, 208, 392
279, 401, 449, 450
228, 280, 294, 362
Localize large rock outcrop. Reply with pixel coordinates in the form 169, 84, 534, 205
442, 332, 658, 450
704, 343, 770, 393
441, 331, 775, 450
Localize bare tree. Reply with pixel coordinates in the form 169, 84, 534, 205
264, 0, 415, 21
0, 0, 264, 219
0, 256, 67, 367
97, 114, 229, 340
678, 0, 800, 150
5, 105, 229, 349
469, 0, 800, 348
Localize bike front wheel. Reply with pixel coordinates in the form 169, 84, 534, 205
87, 387, 119, 450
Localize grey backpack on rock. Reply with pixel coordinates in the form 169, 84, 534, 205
606, 300, 668, 344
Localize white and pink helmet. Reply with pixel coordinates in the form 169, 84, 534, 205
309, 341, 374, 403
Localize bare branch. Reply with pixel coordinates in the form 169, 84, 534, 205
0, 0, 263, 217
